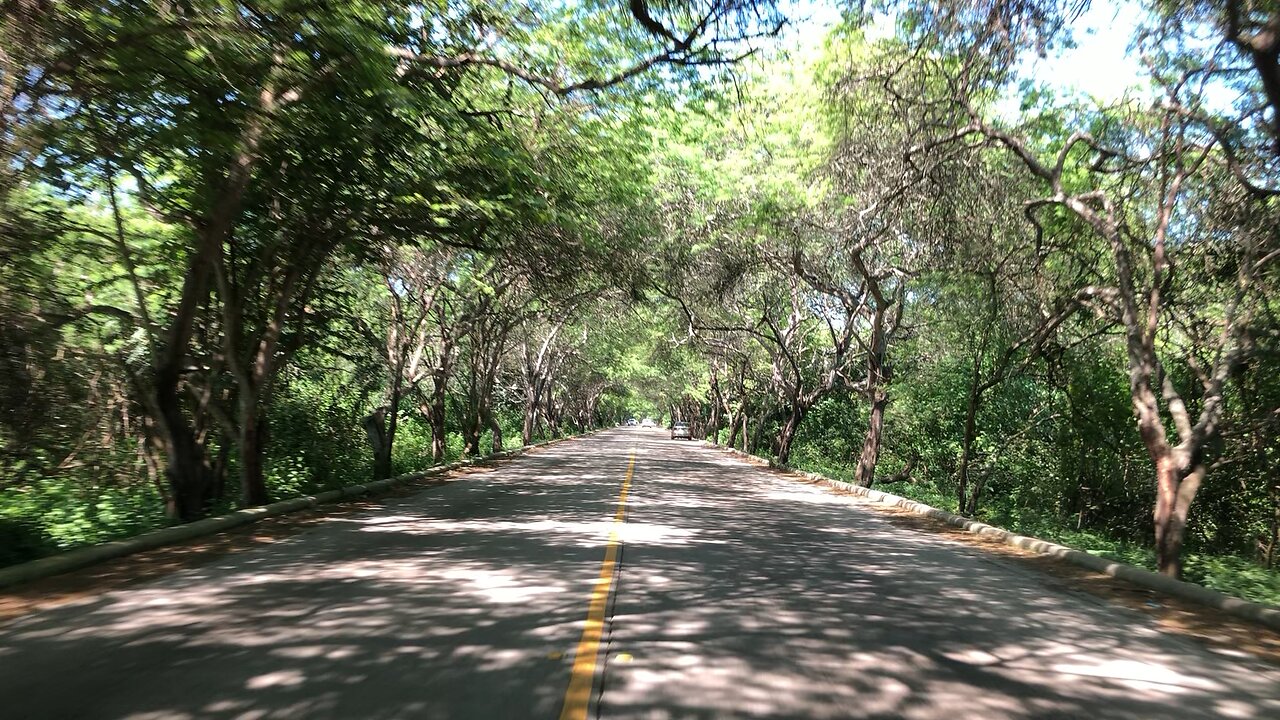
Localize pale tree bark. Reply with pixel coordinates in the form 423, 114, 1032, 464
707, 363, 723, 445
362, 248, 453, 475
961, 108, 1261, 577
853, 296, 892, 488
521, 319, 569, 445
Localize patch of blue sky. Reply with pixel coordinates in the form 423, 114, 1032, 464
780, 0, 1241, 113
1017, 1, 1147, 103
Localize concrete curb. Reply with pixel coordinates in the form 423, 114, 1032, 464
0, 431, 597, 590
703, 441, 1280, 633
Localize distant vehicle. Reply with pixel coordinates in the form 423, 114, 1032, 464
670, 422, 692, 440
625, 418, 637, 426
641, 418, 655, 428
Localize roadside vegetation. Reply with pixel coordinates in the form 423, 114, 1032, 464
3, 1, 1279, 605
0, 0, 771, 561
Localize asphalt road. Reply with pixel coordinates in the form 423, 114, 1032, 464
2, 429, 1278, 719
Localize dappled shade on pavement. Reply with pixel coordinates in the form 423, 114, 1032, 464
600, 437, 1280, 718
0, 430, 1277, 719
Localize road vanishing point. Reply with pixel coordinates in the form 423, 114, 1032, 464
2, 429, 1278, 719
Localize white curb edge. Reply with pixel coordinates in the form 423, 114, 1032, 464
0, 431, 599, 590
703, 441, 1280, 633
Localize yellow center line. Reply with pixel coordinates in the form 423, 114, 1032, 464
558, 447, 636, 720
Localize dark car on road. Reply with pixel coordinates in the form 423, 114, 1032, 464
670, 422, 692, 440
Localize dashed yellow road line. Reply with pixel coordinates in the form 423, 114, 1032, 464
558, 447, 636, 720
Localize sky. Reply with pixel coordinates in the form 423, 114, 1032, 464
1021, 1, 1146, 102
784, 0, 1149, 103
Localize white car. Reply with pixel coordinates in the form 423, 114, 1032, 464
670, 422, 692, 440
641, 418, 655, 428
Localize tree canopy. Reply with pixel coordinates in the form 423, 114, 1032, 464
3, 0, 1279, 600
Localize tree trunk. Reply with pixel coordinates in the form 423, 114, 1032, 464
521, 385, 538, 446
151, 375, 217, 521
1153, 455, 1204, 578
430, 405, 446, 462
210, 442, 229, 504
964, 471, 989, 517
383, 378, 401, 477
706, 369, 721, 444
957, 378, 981, 513
885, 453, 919, 484
751, 407, 770, 456
484, 404, 502, 453
1125, 346, 1206, 579
856, 302, 891, 489
365, 370, 402, 480
363, 408, 392, 481
152, 259, 219, 521
462, 428, 481, 456
238, 404, 270, 507
162, 432, 218, 522
144, 80, 276, 520
855, 394, 887, 488
776, 404, 806, 465
428, 372, 447, 462
1266, 478, 1280, 568
544, 385, 559, 436
461, 410, 481, 457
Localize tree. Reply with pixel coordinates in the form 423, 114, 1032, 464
881, 1, 1280, 576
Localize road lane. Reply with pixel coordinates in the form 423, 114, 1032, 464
0, 432, 636, 719
601, 431, 1280, 719
1, 428, 1278, 719
560, 446, 635, 720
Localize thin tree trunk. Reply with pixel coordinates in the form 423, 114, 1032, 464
363, 408, 392, 481
1266, 479, 1279, 568
366, 371, 402, 480
776, 404, 806, 465
485, 404, 502, 453
957, 374, 981, 513
383, 380, 400, 477
751, 407, 769, 455
521, 384, 538, 445
964, 471, 989, 517
855, 394, 887, 488
430, 387, 447, 462
885, 453, 919, 484
152, 243, 219, 521
855, 302, 891, 489
238, 401, 269, 507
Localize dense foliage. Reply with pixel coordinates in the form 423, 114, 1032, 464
0, 0, 777, 559
2, 0, 1279, 603
644, 3, 1280, 600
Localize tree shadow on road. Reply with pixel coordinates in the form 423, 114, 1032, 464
1, 431, 1277, 719
0, 435, 638, 719
598, 440, 1280, 720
